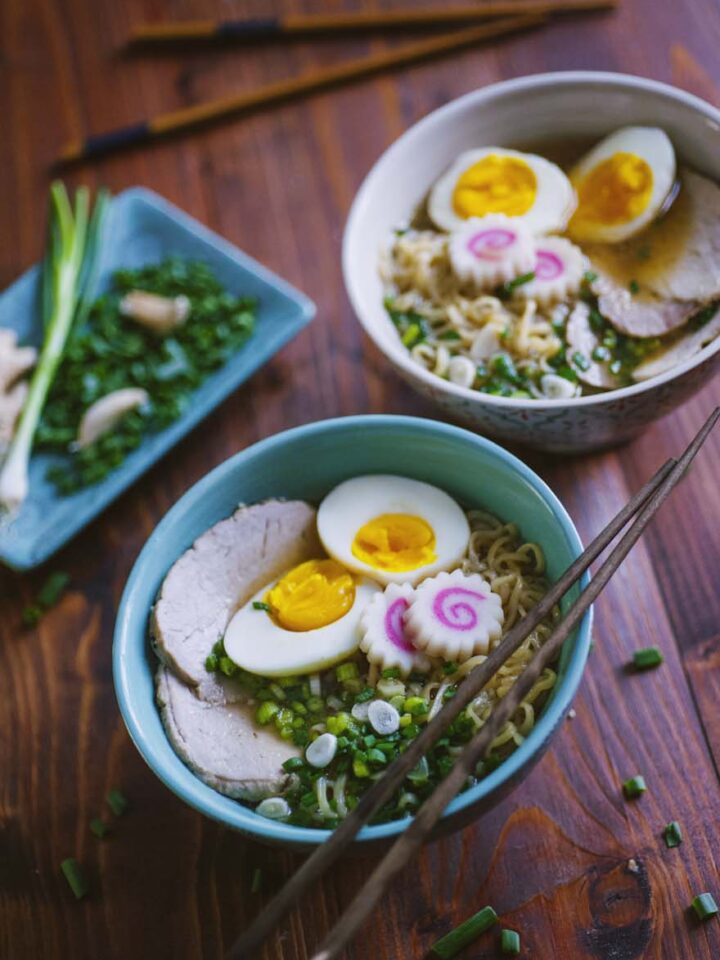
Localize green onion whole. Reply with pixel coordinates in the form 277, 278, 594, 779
0, 183, 109, 514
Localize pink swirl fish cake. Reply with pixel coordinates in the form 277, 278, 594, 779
520, 236, 588, 305
448, 214, 535, 290
404, 569, 504, 662
359, 582, 432, 677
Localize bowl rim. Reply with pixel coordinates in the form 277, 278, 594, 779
113, 414, 592, 846
342, 70, 720, 411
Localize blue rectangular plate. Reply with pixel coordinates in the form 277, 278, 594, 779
0, 187, 315, 571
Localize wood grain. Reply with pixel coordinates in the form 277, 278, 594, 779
0, 2, 719, 959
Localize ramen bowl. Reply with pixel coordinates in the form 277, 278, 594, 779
114, 415, 592, 849
343, 72, 720, 453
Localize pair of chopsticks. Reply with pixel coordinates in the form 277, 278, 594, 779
130, 0, 616, 44
226, 407, 719, 960
57, 0, 617, 165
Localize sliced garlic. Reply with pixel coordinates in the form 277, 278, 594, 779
306, 732, 338, 769
367, 700, 401, 735
447, 355, 477, 389
359, 582, 432, 677
256, 797, 291, 820
76, 388, 149, 449
540, 373, 579, 399
119, 290, 191, 335
404, 569, 504, 662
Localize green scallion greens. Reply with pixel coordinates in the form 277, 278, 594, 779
0, 183, 109, 514
430, 905, 498, 958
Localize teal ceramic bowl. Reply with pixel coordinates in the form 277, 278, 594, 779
113, 415, 592, 848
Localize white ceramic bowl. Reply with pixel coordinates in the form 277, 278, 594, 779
343, 72, 720, 453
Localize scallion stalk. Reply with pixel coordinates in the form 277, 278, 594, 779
430, 906, 498, 958
0, 183, 109, 514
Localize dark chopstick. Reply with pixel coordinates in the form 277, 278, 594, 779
307, 406, 719, 960
227, 431, 698, 957
129, 0, 616, 45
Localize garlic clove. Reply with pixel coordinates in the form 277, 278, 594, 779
119, 290, 191, 335
76, 388, 149, 449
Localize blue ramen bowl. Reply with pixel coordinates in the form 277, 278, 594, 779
113, 415, 592, 848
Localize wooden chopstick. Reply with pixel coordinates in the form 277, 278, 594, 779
129, 0, 616, 44
227, 409, 718, 959
56, 16, 544, 166
304, 406, 720, 960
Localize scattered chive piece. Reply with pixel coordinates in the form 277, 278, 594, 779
22, 571, 71, 625
622, 775, 647, 799
632, 646, 664, 670
107, 788, 129, 816
89, 818, 110, 839
583, 269, 598, 284
501, 271, 535, 296
252, 601, 272, 612
429, 905, 498, 958
629, 279, 640, 294
61, 858, 88, 899
692, 893, 718, 921
251, 867, 262, 894
438, 330, 461, 341
500, 928, 521, 955
663, 821, 683, 848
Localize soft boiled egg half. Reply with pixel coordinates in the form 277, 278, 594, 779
567, 127, 676, 244
317, 475, 470, 586
428, 147, 576, 235
224, 558, 381, 676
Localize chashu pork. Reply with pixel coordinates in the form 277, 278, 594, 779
152, 500, 322, 704
157, 666, 300, 801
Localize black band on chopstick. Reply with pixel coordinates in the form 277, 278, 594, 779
216, 18, 281, 38
83, 122, 151, 159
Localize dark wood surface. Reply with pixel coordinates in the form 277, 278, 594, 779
1, 1, 719, 958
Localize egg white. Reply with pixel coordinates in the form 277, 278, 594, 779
224, 574, 381, 677
568, 127, 676, 243
428, 147, 576, 235
317, 475, 470, 586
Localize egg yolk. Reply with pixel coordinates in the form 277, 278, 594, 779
351, 514, 436, 573
265, 559, 355, 632
571, 152, 653, 227
452, 155, 537, 219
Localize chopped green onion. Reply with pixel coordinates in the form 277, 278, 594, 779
336, 662, 359, 682
692, 893, 718, 921
252, 601, 271, 612
609, 359, 622, 376
632, 647, 664, 670
21, 604, 44, 627
442, 662, 458, 676
89, 818, 110, 839
663, 821, 683, 848
628, 279, 640, 294
438, 330, 461, 341
37, 571, 71, 607
500, 271, 535, 297
500, 928, 521, 955
583, 270, 598, 284
430, 905, 498, 958
204, 653, 219, 672
61, 858, 89, 899
354, 687, 375, 703
622, 776, 646, 799
571, 351, 591, 372
401, 323, 422, 347
219, 656, 237, 677
403, 696, 429, 717
107, 788, 129, 816
381, 667, 402, 680
282, 756, 305, 773
592, 345, 611, 362
251, 867, 262, 894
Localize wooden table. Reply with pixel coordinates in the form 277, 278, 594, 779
1, 1, 719, 957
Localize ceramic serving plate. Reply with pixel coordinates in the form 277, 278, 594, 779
0, 187, 315, 571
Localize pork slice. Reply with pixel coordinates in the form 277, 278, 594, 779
595, 274, 699, 338
156, 667, 299, 801
644, 170, 720, 302
632, 306, 720, 381
565, 302, 618, 389
152, 500, 322, 703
